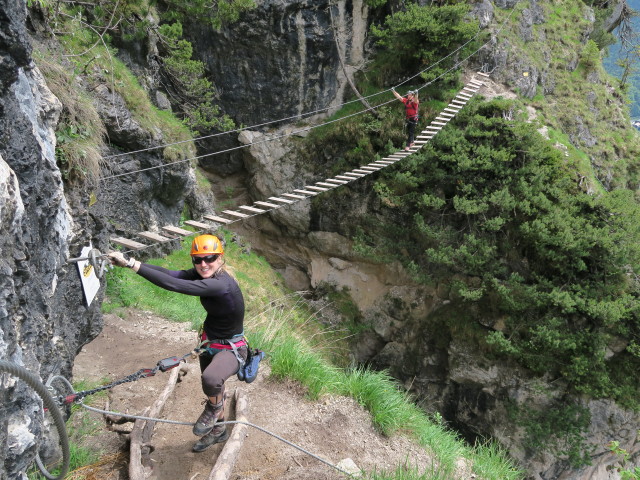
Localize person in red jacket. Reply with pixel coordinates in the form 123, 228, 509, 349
392, 88, 419, 151
109, 234, 246, 453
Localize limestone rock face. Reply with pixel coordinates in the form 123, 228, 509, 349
0, 17, 81, 479
0, 3, 196, 478
186, 0, 369, 126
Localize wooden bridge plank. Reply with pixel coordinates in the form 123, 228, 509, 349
253, 201, 280, 208
222, 210, 250, 218
203, 215, 233, 224
111, 237, 148, 250
239, 205, 267, 213
268, 197, 295, 204
184, 220, 213, 230
162, 225, 192, 236
137, 231, 174, 243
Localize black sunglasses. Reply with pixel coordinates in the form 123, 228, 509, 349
192, 255, 219, 265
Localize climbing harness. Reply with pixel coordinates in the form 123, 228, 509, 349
196, 332, 264, 384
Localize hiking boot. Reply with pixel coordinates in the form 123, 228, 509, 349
192, 424, 229, 452
192, 399, 223, 436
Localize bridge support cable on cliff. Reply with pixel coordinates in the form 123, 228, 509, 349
102, 72, 488, 257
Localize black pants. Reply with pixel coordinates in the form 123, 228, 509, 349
406, 119, 417, 147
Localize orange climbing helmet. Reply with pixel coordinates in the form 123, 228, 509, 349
190, 234, 224, 256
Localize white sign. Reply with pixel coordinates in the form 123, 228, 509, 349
77, 246, 101, 307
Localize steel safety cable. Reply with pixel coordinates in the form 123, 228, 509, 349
79, 403, 357, 477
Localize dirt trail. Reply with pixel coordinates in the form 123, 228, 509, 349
72, 309, 444, 480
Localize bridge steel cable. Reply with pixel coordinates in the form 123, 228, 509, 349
99, 0, 527, 169
97, 0, 524, 185
102, 10, 491, 162
98, 72, 488, 259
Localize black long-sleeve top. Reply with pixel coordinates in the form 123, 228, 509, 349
137, 263, 245, 340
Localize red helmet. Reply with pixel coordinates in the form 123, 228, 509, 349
190, 235, 224, 256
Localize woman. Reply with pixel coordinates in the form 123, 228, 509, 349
108, 234, 246, 453
392, 88, 419, 151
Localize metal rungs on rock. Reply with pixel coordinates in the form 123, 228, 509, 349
111, 236, 148, 250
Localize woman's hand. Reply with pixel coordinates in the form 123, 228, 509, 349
108, 251, 135, 268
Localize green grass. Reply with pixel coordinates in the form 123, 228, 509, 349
103, 235, 522, 480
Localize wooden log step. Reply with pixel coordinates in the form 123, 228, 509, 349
457, 92, 473, 99
111, 237, 148, 250
432, 121, 447, 126
268, 196, 295, 204
352, 169, 372, 174
253, 201, 280, 209
184, 220, 213, 230
203, 215, 233, 224
359, 166, 380, 171
304, 185, 329, 191
161, 225, 192, 236
137, 231, 174, 243
239, 205, 267, 214
476, 71, 490, 77
343, 172, 365, 177
444, 108, 459, 114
